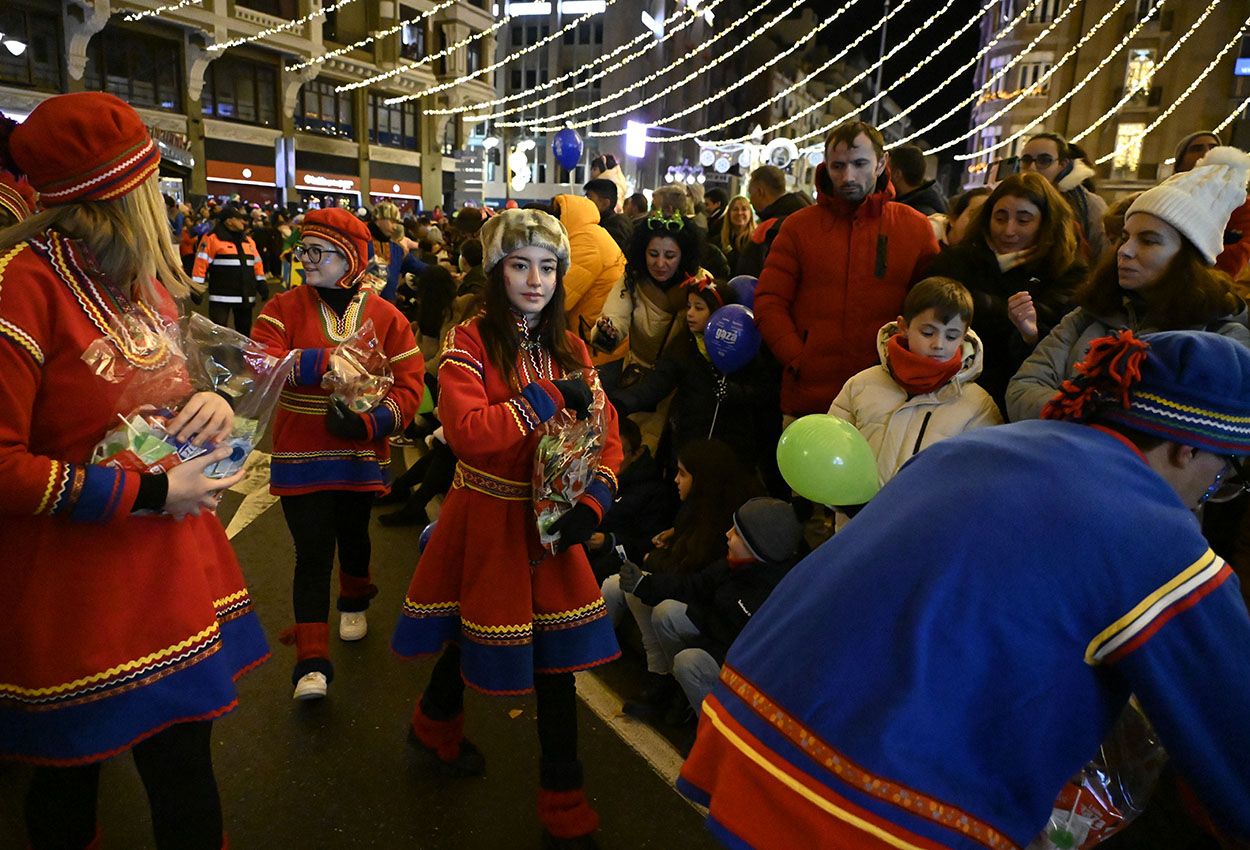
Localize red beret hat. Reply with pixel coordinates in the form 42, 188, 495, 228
299, 207, 371, 288
9, 93, 160, 205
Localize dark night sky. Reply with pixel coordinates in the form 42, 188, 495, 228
803, 0, 987, 162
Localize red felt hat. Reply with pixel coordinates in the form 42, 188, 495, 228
9, 93, 160, 206
0, 169, 35, 221
299, 207, 370, 288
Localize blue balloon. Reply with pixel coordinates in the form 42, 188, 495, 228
704, 305, 761, 374
419, 521, 437, 554
551, 128, 584, 172
728, 275, 758, 308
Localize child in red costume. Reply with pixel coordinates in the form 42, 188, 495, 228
392, 208, 622, 848
253, 208, 424, 700
0, 92, 268, 850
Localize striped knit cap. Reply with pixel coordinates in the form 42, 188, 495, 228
9, 93, 160, 205
299, 207, 370, 288
1042, 330, 1250, 455
0, 169, 35, 221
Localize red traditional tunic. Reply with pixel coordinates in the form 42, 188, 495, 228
253, 285, 424, 495
391, 318, 623, 694
0, 231, 269, 765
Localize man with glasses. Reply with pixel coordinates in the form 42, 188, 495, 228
681, 329, 1250, 848
1020, 132, 1109, 261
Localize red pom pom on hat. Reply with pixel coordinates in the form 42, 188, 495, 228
0, 169, 36, 222
299, 207, 371, 288
9, 93, 160, 205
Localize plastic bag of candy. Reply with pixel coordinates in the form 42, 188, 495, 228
1027, 700, 1167, 850
533, 371, 608, 554
91, 407, 256, 478
321, 318, 393, 413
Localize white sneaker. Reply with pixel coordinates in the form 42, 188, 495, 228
339, 611, 368, 641
292, 671, 327, 700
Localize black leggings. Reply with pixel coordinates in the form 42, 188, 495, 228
422, 645, 578, 765
281, 490, 375, 622
392, 440, 457, 510
25, 720, 221, 850
208, 300, 254, 338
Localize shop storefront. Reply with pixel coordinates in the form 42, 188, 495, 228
294, 150, 361, 211
368, 177, 422, 215
149, 124, 194, 203
204, 138, 279, 207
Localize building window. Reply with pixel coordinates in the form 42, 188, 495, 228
296, 78, 355, 138
1017, 59, 1051, 95
201, 55, 277, 126
236, 0, 298, 15
1026, 0, 1061, 23
402, 16, 426, 60
1113, 121, 1146, 175
467, 39, 485, 73
1124, 48, 1156, 102
0, 7, 60, 91
999, 0, 1015, 26
85, 26, 182, 112
369, 93, 419, 150
986, 54, 1010, 95
1132, 0, 1155, 22
436, 28, 448, 76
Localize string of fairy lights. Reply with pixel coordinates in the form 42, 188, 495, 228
450, 0, 742, 120
286, 0, 457, 72
516, 0, 817, 132
122, 0, 201, 23
207, 0, 361, 52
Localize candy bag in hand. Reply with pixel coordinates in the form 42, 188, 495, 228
321, 318, 394, 413
533, 371, 608, 554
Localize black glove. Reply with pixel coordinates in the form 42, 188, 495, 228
325, 398, 370, 440
548, 502, 599, 552
256, 280, 271, 301
618, 559, 644, 594
550, 378, 592, 420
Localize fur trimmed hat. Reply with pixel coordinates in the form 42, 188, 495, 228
9, 93, 160, 205
1043, 330, 1250, 455
299, 207, 370, 288
479, 208, 570, 276
732, 497, 803, 564
1126, 146, 1250, 265
0, 169, 35, 222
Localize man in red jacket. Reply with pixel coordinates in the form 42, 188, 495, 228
754, 121, 939, 418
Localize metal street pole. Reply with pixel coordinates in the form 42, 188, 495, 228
870, 0, 889, 127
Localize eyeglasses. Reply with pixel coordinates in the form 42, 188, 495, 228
1019, 154, 1056, 168
293, 244, 343, 265
646, 214, 685, 233
1201, 455, 1250, 504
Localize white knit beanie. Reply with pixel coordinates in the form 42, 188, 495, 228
479, 208, 571, 276
1126, 146, 1250, 265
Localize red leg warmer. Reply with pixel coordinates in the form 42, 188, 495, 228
537, 789, 600, 839
410, 700, 465, 762
278, 622, 330, 661
338, 573, 378, 605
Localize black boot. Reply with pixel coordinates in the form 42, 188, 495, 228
622, 673, 678, 723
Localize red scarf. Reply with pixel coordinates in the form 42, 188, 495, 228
886, 334, 963, 396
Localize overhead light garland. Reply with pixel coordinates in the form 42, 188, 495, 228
514, 0, 812, 132
945, 0, 1142, 160
1070, 0, 1221, 143
286, 0, 457, 72
739, 0, 994, 150
207, 0, 360, 51
335, 9, 513, 92
1094, 12, 1249, 166
644, 0, 958, 144
429, 0, 717, 117
387, 0, 620, 103
122, 0, 203, 22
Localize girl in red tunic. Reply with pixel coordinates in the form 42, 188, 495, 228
253, 208, 424, 700
0, 93, 268, 849
392, 209, 622, 847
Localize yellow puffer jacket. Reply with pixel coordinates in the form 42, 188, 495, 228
554, 193, 627, 341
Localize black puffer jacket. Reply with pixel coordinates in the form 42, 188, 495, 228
632, 554, 798, 662
734, 192, 810, 278
895, 179, 948, 216
597, 447, 679, 564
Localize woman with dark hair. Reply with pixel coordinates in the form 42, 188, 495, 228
392, 208, 623, 848
927, 171, 1086, 412
1008, 148, 1250, 422
941, 187, 992, 247
600, 438, 765, 721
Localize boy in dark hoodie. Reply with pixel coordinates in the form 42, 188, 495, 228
618, 497, 803, 724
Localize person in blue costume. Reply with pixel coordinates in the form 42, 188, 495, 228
367, 201, 427, 303
680, 329, 1250, 850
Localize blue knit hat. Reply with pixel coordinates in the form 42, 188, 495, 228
1042, 330, 1250, 455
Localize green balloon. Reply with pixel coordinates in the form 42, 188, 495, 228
418, 388, 434, 415
776, 415, 879, 506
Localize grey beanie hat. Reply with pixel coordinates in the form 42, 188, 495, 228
1173, 131, 1221, 170
479, 208, 571, 277
732, 497, 803, 564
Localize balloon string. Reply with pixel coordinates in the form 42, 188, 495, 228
708, 399, 721, 438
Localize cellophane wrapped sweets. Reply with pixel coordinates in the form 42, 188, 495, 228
321, 318, 393, 413
533, 371, 608, 554
85, 312, 295, 480
1027, 701, 1167, 850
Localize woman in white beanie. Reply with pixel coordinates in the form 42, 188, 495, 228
391, 208, 623, 847
1008, 147, 1250, 421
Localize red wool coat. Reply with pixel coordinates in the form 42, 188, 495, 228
392, 318, 623, 694
754, 166, 940, 416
